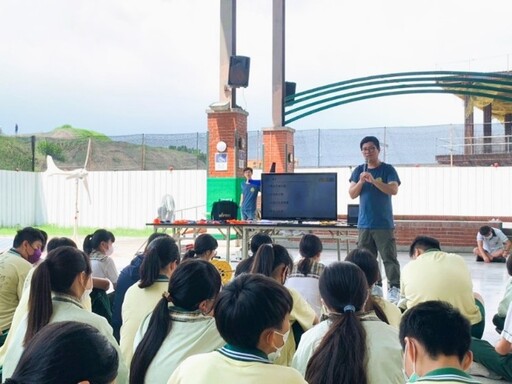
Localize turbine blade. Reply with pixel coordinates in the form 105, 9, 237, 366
84, 138, 92, 169
82, 176, 92, 204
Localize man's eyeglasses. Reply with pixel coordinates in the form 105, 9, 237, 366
361, 146, 377, 152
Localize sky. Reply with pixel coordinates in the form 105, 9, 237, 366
1, 0, 511, 136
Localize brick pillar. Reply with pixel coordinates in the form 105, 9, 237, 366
206, 108, 248, 218
464, 95, 474, 155
262, 127, 295, 173
483, 104, 492, 154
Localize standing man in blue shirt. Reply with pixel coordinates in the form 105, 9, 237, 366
349, 136, 401, 304
240, 167, 260, 220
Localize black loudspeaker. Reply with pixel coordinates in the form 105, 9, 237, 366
285, 81, 296, 99
347, 204, 359, 226
269, 162, 276, 173
211, 200, 238, 221
228, 56, 251, 88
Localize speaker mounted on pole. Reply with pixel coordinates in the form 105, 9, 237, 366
228, 56, 251, 88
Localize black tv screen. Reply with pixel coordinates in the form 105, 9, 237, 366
261, 172, 338, 222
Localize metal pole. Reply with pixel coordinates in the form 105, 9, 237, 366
31, 135, 36, 171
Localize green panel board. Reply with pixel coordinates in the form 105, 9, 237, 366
206, 177, 244, 219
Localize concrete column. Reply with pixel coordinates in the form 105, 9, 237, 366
263, 127, 295, 173
464, 95, 474, 155
483, 104, 492, 153
505, 113, 512, 153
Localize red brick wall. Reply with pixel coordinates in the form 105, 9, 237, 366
207, 110, 248, 178
263, 127, 295, 173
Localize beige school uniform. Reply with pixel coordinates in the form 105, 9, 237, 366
133, 307, 224, 384
120, 277, 169, 366
2, 294, 128, 384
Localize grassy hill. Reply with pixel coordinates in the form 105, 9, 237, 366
0, 125, 207, 172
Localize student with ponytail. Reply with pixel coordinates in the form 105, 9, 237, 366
120, 236, 181, 366
345, 248, 402, 328
182, 234, 218, 261
2, 246, 128, 383
292, 261, 403, 384
285, 234, 325, 316
129, 259, 223, 384
249, 244, 318, 366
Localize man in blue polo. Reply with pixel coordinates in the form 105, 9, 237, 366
349, 136, 401, 304
240, 167, 260, 220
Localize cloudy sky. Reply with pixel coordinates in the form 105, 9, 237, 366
1, 0, 510, 136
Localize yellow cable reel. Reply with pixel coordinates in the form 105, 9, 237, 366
211, 259, 234, 285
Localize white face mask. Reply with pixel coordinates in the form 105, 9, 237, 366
402, 339, 417, 381
105, 245, 114, 256
80, 275, 93, 304
268, 329, 290, 362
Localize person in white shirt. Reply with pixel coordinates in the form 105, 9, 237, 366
2, 246, 128, 383
292, 261, 403, 384
129, 259, 223, 384
474, 225, 511, 263
168, 274, 307, 384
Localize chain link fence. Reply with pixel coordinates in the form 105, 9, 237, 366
1, 123, 510, 171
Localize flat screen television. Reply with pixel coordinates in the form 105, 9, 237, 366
261, 172, 338, 222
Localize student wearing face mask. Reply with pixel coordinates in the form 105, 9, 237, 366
168, 274, 307, 384
249, 244, 318, 366
83, 229, 118, 324
474, 225, 511, 263
130, 259, 223, 384
292, 261, 403, 384
1, 246, 128, 383
400, 301, 477, 384
0, 227, 45, 348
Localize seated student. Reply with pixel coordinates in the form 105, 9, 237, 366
292, 261, 403, 384
285, 234, 325, 317
130, 259, 223, 384
168, 274, 307, 384
5, 321, 118, 384
83, 229, 119, 324
345, 248, 402, 328
2, 246, 128, 383
400, 301, 478, 383
183, 234, 218, 261
120, 236, 180, 367
0, 227, 46, 346
400, 235, 485, 339
474, 225, 510, 263
234, 233, 272, 276
249, 244, 318, 366
471, 299, 512, 382
493, 256, 512, 333
112, 232, 171, 341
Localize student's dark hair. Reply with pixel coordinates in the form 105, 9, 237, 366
38, 230, 48, 252
183, 233, 218, 260
250, 244, 293, 278
250, 233, 273, 255
409, 235, 441, 257
345, 248, 388, 324
359, 136, 380, 151
305, 261, 369, 384
479, 225, 495, 237
139, 237, 180, 288
12, 227, 45, 249
298, 234, 323, 276
25, 246, 91, 346
214, 273, 293, 349
143, 232, 170, 252
130, 259, 221, 384
243, 166, 253, 173
7, 321, 118, 384
83, 229, 115, 255
399, 300, 471, 363
46, 237, 77, 253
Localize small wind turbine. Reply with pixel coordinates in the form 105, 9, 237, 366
46, 139, 92, 240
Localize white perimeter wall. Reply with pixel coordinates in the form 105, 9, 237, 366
1, 166, 511, 229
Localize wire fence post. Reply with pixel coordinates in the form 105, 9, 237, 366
141, 134, 145, 170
